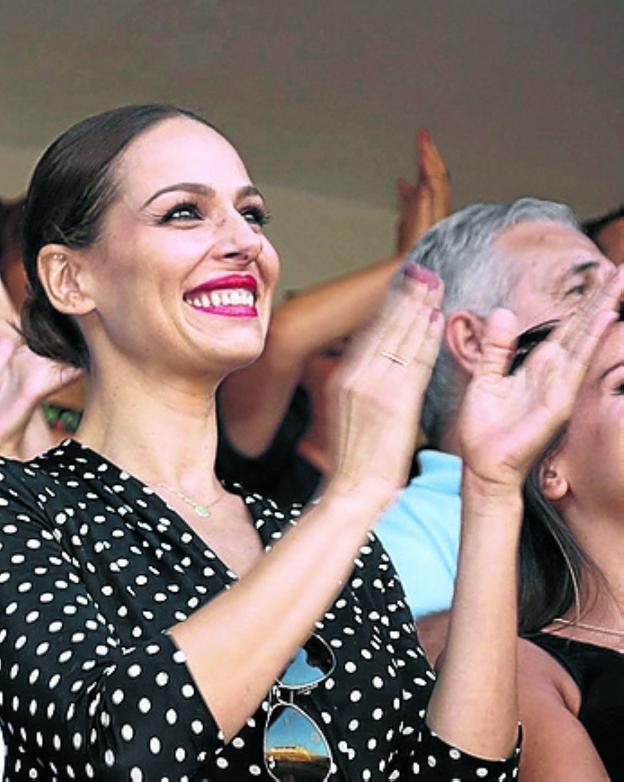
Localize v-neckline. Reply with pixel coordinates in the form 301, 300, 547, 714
57, 438, 288, 583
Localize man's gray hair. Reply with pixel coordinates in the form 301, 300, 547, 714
406, 197, 580, 445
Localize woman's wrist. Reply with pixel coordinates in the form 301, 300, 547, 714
461, 465, 524, 502
321, 477, 396, 524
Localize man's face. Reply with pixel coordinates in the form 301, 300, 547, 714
496, 220, 615, 330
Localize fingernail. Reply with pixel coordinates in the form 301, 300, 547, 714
429, 308, 442, 323
404, 262, 440, 289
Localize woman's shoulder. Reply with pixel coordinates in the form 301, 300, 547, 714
0, 439, 85, 506
519, 634, 582, 715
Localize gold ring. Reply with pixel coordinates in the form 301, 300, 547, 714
380, 350, 408, 367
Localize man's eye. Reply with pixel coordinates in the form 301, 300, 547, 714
160, 202, 202, 222
565, 283, 587, 297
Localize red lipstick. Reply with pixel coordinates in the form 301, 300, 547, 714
185, 274, 257, 298
184, 274, 258, 317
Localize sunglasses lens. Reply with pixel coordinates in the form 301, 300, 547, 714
278, 635, 335, 688
265, 704, 332, 781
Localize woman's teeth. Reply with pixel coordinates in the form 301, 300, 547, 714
186, 288, 256, 308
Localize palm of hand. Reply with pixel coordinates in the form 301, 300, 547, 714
459, 340, 575, 488
456, 283, 622, 491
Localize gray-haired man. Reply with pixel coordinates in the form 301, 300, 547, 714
375, 198, 615, 618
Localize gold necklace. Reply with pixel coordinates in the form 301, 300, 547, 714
553, 617, 624, 638
155, 482, 224, 518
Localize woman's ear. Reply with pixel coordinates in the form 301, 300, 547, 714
445, 309, 486, 375
37, 244, 95, 315
538, 458, 569, 502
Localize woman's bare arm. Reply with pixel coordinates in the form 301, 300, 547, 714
171, 265, 445, 740
518, 639, 608, 780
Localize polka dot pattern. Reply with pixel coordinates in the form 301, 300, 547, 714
0, 441, 520, 779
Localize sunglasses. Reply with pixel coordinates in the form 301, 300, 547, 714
508, 319, 559, 374
509, 302, 624, 374
264, 634, 336, 782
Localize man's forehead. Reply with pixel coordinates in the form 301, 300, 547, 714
495, 220, 609, 278
495, 219, 586, 253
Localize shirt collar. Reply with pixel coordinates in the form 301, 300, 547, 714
412, 449, 462, 494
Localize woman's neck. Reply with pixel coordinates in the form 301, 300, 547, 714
76, 362, 222, 497
567, 510, 624, 605
552, 516, 624, 647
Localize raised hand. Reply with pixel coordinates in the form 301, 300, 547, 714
326, 262, 444, 500
0, 278, 81, 458
396, 129, 452, 255
458, 268, 624, 491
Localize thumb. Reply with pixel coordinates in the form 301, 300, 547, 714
473, 309, 518, 381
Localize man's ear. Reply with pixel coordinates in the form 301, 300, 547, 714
37, 244, 95, 316
445, 309, 486, 375
538, 457, 569, 502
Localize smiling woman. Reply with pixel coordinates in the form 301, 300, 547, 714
4, 103, 618, 780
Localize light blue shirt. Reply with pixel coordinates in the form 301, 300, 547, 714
375, 449, 461, 619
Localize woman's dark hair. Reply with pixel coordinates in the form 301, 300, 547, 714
21, 104, 218, 369
0, 197, 25, 273
518, 432, 595, 633
511, 318, 615, 634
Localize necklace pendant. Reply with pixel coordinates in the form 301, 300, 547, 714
194, 504, 212, 518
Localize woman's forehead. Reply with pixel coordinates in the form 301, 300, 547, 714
588, 320, 624, 380
115, 117, 249, 199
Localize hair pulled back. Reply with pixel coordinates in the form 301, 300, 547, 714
0, 198, 25, 271
21, 104, 215, 369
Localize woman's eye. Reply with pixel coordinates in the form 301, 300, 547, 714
160, 202, 202, 223
614, 383, 624, 396
241, 206, 271, 229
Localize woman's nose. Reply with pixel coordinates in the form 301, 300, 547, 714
212, 213, 262, 265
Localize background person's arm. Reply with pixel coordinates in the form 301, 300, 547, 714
219, 129, 451, 457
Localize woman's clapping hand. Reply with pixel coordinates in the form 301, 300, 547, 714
326, 262, 444, 503
458, 267, 624, 493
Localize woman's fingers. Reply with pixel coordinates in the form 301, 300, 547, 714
389, 274, 444, 369
472, 309, 518, 381
349, 265, 442, 372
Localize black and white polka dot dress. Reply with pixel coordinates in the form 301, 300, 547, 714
0, 440, 519, 780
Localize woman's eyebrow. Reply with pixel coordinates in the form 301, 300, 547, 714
141, 182, 216, 208
237, 184, 265, 203
599, 361, 624, 381
141, 183, 264, 209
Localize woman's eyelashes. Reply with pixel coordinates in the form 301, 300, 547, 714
241, 205, 271, 230
157, 200, 271, 229
159, 200, 202, 223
